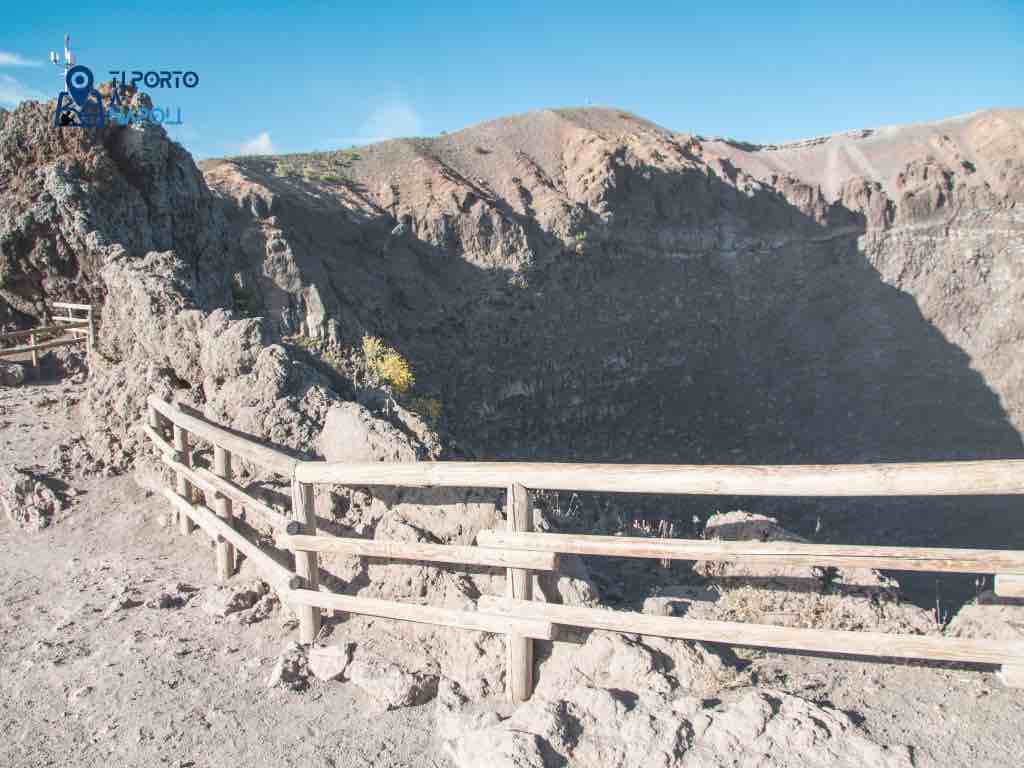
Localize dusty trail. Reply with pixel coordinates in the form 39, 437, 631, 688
1, 383, 1023, 767
0, 383, 448, 768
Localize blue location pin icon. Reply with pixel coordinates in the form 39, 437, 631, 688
65, 65, 94, 107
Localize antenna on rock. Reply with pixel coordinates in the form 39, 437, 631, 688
51, 34, 74, 76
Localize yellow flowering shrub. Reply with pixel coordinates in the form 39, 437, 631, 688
362, 335, 415, 394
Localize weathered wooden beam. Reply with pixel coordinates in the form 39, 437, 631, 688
160, 454, 216, 496
172, 424, 194, 535
0, 324, 78, 340
161, 489, 295, 593
157, 453, 290, 537
0, 337, 84, 358
144, 424, 179, 460
277, 533, 559, 571
994, 574, 1024, 598
998, 664, 1024, 688
51, 302, 93, 311
292, 478, 321, 643
147, 395, 299, 477
478, 531, 1024, 575
477, 596, 1024, 666
506, 482, 534, 703
214, 445, 235, 582
191, 466, 289, 533
283, 588, 555, 641
294, 459, 1024, 496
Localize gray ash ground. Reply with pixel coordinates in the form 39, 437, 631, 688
1, 382, 1023, 767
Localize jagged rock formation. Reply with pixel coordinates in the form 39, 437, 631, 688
204, 107, 1024, 600
205, 108, 1024, 463
4, 101, 1023, 594
435, 631, 915, 768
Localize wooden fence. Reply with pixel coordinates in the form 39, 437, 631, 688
143, 394, 1024, 700
0, 302, 97, 376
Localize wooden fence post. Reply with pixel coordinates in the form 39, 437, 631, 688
506, 482, 534, 702
29, 333, 37, 377
213, 445, 235, 581
292, 478, 321, 643
86, 306, 96, 362
172, 423, 194, 535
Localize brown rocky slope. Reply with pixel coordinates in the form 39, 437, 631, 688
204, 106, 1024, 599
3, 102, 1024, 601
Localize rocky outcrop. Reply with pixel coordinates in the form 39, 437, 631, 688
199, 107, 1024, 607
675, 511, 936, 634
436, 632, 914, 768
5, 99, 1023, 612
947, 591, 1024, 642
0, 362, 25, 386
0, 465, 64, 529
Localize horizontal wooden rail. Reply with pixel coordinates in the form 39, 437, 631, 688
147, 425, 180, 459
51, 302, 92, 311
279, 533, 560, 571
283, 588, 556, 640
478, 530, 1024, 575
192, 465, 290, 533
478, 597, 1024, 666
0, 336, 83, 358
162, 489, 295, 592
295, 459, 1024, 496
995, 575, 1024, 598
147, 395, 299, 477
158, 454, 290, 534
53, 317, 90, 325
0, 324, 77, 341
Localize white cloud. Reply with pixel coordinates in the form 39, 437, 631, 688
239, 131, 275, 155
0, 51, 41, 67
358, 101, 424, 141
0, 74, 46, 107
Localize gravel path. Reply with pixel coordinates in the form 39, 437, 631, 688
0, 382, 450, 768
1, 382, 1022, 767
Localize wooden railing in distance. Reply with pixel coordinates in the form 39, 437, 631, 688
52, 302, 96, 359
142, 394, 1024, 700
0, 303, 96, 375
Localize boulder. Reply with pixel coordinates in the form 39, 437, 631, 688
439, 681, 914, 768
695, 510, 898, 594
535, 552, 601, 606
0, 362, 25, 387
307, 642, 354, 682
201, 580, 268, 618
346, 650, 439, 711
317, 401, 423, 463
535, 630, 734, 702
145, 583, 198, 609
267, 641, 309, 691
947, 591, 1024, 642
0, 464, 64, 530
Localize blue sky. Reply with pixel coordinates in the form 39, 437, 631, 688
1, 1, 1021, 159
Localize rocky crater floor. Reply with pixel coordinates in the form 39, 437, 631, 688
2, 381, 1024, 768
